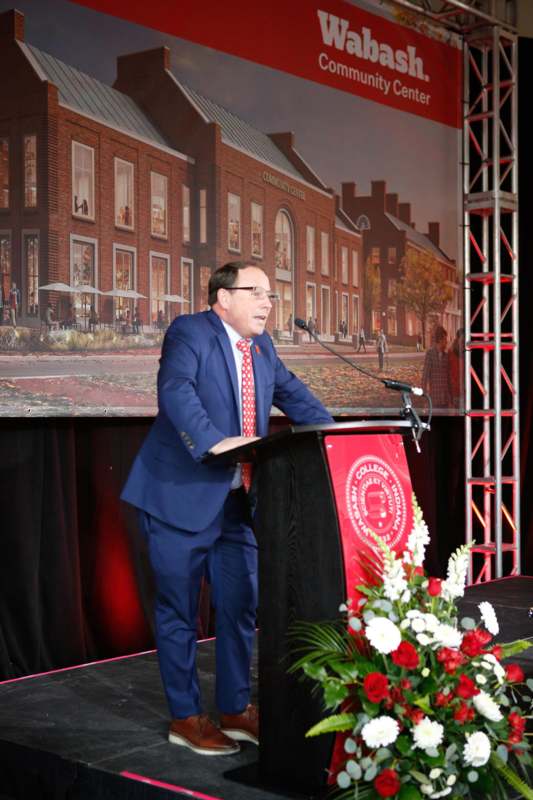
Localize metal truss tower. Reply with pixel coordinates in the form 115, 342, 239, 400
387, 1, 520, 581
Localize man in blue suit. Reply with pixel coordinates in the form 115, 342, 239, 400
122, 261, 332, 755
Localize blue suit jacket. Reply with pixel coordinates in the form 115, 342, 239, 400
121, 310, 332, 531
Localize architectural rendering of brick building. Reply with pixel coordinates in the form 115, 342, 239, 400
0, 9, 364, 339
341, 180, 461, 344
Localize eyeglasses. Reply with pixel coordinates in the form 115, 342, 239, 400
227, 286, 279, 301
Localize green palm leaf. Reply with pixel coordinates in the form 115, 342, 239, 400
306, 712, 357, 737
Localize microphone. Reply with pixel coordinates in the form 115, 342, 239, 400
383, 379, 424, 396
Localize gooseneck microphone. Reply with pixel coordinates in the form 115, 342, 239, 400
294, 318, 423, 396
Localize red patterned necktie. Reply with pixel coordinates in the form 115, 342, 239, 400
236, 338, 256, 492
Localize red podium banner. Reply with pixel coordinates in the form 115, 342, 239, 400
324, 432, 414, 602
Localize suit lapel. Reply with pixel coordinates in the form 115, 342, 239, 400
207, 311, 240, 424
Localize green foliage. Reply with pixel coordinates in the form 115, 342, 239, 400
306, 712, 358, 738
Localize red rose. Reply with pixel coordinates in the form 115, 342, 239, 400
363, 672, 389, 704
508, 711, 526, 733
436, 647, 465, 674
390, 687, 404, 704
453, 702, 469, 724
405, 707, 424, 724
461, 629, 492, 658
490, 645, 503, 660
456, 674, 480, 699
427, 577, 442, 596
413, 566, 425, 577
434, 691, 452, 707
374, 769, 401, 798
400, 678, 412, 690
392, 641, 420, 670
505, 664, 525, 683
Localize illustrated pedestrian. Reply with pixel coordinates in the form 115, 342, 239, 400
9, 282, 20, 327
286, 313, 293, 337
307, 316, 315, 343
422, 325, 452, 408
376, 329, 387, 371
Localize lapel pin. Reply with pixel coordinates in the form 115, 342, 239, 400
255, 345, 260, 354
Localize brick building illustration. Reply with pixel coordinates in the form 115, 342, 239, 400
0, 9, 364, 340
341, 180, 461, 345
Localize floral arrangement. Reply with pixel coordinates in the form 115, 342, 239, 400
291, 500, 533, 800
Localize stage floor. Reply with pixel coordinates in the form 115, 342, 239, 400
0, 577, 532, 800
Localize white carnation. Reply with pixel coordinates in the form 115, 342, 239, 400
417, 633, 432, 646
411, 617, 427, 633
365, 617, 402, 654
473, 690, 503, 722
412, 718, 444, 752
463, 731, 491, 767
478, 601, 499, 636
432, 624, 462, 649
422, 614, 440, 633
361, 716, 400, 749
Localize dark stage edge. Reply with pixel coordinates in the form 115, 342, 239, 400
1, 579, 533, 800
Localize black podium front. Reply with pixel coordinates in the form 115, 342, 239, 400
210, 420, 415, 793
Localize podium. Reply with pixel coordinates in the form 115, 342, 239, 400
210, 420, 416, 792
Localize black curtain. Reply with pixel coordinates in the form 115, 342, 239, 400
0, 414, 469, 681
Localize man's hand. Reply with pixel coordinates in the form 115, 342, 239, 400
209, 436, 260, 455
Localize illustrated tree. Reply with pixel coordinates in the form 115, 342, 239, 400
394, 248, 452, 347
363, 258, 381, 334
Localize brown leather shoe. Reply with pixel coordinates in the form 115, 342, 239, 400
219, 704, 259, 745
168, 714, 240, 756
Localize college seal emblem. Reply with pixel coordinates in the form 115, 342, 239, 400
345, 455, 408, 548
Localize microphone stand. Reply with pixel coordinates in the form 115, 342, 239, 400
400, 391, 430, 454
294, 320, 430, 450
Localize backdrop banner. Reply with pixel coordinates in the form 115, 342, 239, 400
0, 0, 463, 416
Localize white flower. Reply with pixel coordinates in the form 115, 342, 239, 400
481, 653, 505, 681
382, 550, 408, 601
429, 769, 443, 780
417, 633, 432, 647
412, 718, 444, 752
365, 617, 402, 654
446, 775, 457, 786
423, 614, 440, 633
441, 544, 470, 601
432, 624, 462, 649
478, 601, 499, 635
473, 690, 503, 722
405, 505, 431, 566
475, 674, 487, 685
421, 667, 430, 677
361, 716, 400, 749
407, 609, 423, 619
411, 617, 427, 633
421, 785, 434, 796
463, 731, 491, 767
432, 789, 452, 798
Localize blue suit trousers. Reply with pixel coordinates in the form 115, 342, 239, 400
138, 488, 257, 719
